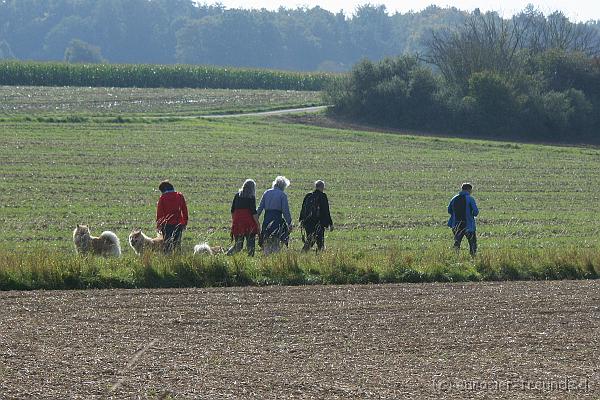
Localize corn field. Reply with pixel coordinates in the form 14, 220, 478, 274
0, 61, 338, 91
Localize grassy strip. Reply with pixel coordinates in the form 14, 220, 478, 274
0, 61, 338, 91
0, 86, 324, 117
0, 247, 598, 291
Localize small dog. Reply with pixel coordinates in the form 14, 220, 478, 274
128, 229, 164, 255
193, 242, 224, 255
73, 224, 121, 257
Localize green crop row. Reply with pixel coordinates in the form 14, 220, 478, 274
0, 61, 339, 91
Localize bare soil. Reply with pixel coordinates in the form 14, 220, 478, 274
0, 281, 598, 399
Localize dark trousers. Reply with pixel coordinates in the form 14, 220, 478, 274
161, 224, 184, 254
452, 222, 477, 256
302, 223, 325, 252
227, 235, 256, 256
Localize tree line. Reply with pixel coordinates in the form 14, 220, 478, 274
326, 7, 600, 142
1, 0, 470, 69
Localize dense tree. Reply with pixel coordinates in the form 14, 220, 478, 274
64, 39, 105, 63
328, 11, 600, 143
426, 9, 600, 90
0, 0, 598, 74
44, 16, 91, 60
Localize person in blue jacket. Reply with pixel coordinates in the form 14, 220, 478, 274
257, 176, 293, 255
448, 182, 479, 256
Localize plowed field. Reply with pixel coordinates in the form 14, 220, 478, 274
0, 281, 598, 399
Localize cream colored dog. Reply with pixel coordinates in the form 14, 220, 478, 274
128, 229, 164, 255
73, 224, 121, 257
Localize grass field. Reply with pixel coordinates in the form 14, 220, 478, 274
0, 86, 323, 117
1, 86, 600, 288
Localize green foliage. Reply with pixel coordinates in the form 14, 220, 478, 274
0, 61, 337, 90
329, 50, 600, 141
0, 0, 469, 69
466, 71, 519, 133
317, 9, 599, 140
64, 39, 105, 64
0, 248, 597, 290
328, 56, 442, 129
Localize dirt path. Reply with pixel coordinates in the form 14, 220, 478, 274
196, 105, 328, 118
0, 281, 598, 399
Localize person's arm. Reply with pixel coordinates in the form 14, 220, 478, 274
282, 193, 292, 228
299, 194, 308, 223
156, 197, 164, 229
180, 194, 189, 226
322, 193, 333, 228
448, 196, 454, 215
231, 194, 237, 215
257, 193, 265, 216
251, 197, 260, 233
470, 197, 479, 217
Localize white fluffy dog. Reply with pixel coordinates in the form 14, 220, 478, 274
73, 224, 121, 257
193, 242, 224, 255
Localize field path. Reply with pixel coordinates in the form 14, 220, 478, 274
195, 105, 328, 118
0, 281, 598, 399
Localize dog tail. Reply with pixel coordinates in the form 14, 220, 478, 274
193, 242, 213, 255
101, 231, 122, 257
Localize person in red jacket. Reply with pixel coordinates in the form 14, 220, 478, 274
227, 179, 261, 256
156, 180, 188, 254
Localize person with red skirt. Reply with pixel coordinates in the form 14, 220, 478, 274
227, 179, 260, 256
156, 180, 188, 254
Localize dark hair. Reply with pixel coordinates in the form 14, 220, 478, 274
159, 180, 174, 193
461, 182, 473, 191
239, 179, 256, 198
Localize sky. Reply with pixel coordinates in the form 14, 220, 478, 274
206, 1, 600, 22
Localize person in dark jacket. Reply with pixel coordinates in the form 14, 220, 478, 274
299, 180, 333, 252
156, 180, 188, 254
227, 179, 260, 256
447, 182, 479, 256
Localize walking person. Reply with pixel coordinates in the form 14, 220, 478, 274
257, 176, 293, 255
447, 182, 479, 256
299, 180, 333, 252
156, 180, 188, 254
227, 179, 260, 256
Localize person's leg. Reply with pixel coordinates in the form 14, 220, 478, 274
452, 222, 466, 251
466, 231, 477, 256
162, 224, 175, 254
172, 225, 183, 253
263, 236, 277, 255
246, 235, 256, 256
272, 237, 281, 253
316, 225, 325, 251
271, 222, 284, 253
227, 236, 244, 256
302, 226, 316, 252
